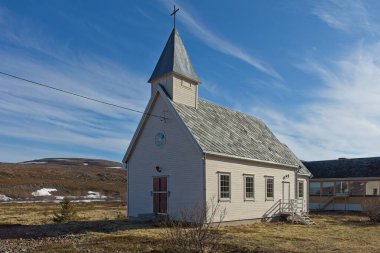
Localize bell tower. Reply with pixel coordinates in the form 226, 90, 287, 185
148, 28, 200, 108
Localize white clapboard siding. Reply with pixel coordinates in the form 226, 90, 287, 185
151, 75, 174, 99
152, 74, 198, 108
128, 94, 204, 218
366, 181, 380, 195
205, 154, 297, 222
172, 76, 198, 108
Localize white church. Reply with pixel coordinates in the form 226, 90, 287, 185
123, 26, 311, 223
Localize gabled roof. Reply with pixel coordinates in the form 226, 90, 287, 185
303, 157, 380, 179
148, 28, 199, 83
172, 99, 310, 175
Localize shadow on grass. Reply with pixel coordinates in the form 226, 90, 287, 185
311, 212, 379, 227
0, 220, 156, 239
343, 219, 379, 227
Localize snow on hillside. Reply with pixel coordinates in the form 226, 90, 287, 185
19, 161, 47, 165
18, 158, 123, 168
87, 191, 107, 199
32, 188, 57, 197
0, 194, 12, 201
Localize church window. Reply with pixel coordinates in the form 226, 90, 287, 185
265, 176, 274, 200
218, 173, 230, 201
244, 175, 255, 200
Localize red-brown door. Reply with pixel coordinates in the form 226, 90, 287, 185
153, 177, 167, 213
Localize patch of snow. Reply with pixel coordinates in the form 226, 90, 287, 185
0, 194, 13, 201
83, 163, 88, 166
32, 188, 57, 197
20, 161, 47, 165
87, 191, 107, 199
107, 166, 124, 169
72, 199, 107, 203
0, 198, 121, 204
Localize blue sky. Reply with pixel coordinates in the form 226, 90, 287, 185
1, 0, 380, 162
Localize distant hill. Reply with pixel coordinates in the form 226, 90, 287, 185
19, 158, 123, 168
0, 158, 126, 202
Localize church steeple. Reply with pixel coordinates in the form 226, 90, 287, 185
149, 28, 200, 108
148, 28, 199, 84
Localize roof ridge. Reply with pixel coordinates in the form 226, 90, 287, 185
305, 156, 380, 163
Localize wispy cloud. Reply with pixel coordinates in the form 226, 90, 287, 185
313, 0, 376, 34
254, 42, 380, 160
157, 1, 282, 80
0, 6, 149, 162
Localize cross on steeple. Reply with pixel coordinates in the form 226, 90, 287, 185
170, 5, 179, 29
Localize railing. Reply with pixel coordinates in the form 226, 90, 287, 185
262, 199, 281, 221
319, 196, 334, 211
263, 199, 307, 221
280, 199, 305, 214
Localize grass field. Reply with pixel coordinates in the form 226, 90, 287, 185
0, 202, 379, 252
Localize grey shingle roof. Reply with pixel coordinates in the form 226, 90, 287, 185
148, 28, 199, 83
172, 99, 310, 175
303, 157, 380, 178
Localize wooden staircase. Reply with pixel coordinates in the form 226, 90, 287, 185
296, 212, 316, 225
318, 196, 334, 211
280, 199, 316, 225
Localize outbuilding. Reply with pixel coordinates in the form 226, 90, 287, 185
304, 157, 380, 211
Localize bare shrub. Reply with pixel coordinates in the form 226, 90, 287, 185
162, 197, 226, 253
363, 197, 380, 222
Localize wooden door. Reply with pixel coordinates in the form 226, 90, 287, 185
282, 182, 290, 203
153, 177, 167, 213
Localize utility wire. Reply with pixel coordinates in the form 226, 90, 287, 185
0, 71, 166, 120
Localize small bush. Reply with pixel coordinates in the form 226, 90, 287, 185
363, 197, 380, 222
115, 212, 127, 221
162, 197, 226, 253
53, 198, 77, 223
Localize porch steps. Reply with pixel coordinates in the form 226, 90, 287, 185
286, 212, 316, 225
298, 213, 316, 225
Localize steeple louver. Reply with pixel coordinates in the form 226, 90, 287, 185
148, 28, 199, 83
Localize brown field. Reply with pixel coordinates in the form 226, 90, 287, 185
0, 158, 126, 200
0, 202, 379, 252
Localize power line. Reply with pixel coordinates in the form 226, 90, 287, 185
0, 71, 166, 120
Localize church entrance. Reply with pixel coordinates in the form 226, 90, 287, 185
282, 182, 290, 203
153, 176, 168, 213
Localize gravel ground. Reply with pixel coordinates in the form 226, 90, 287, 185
0, 234, 84, 253
0, 220, 134, 253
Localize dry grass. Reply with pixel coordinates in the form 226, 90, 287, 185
219, 214, 379, 252
0, 202, 126, 225
0, 203, 379, 252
